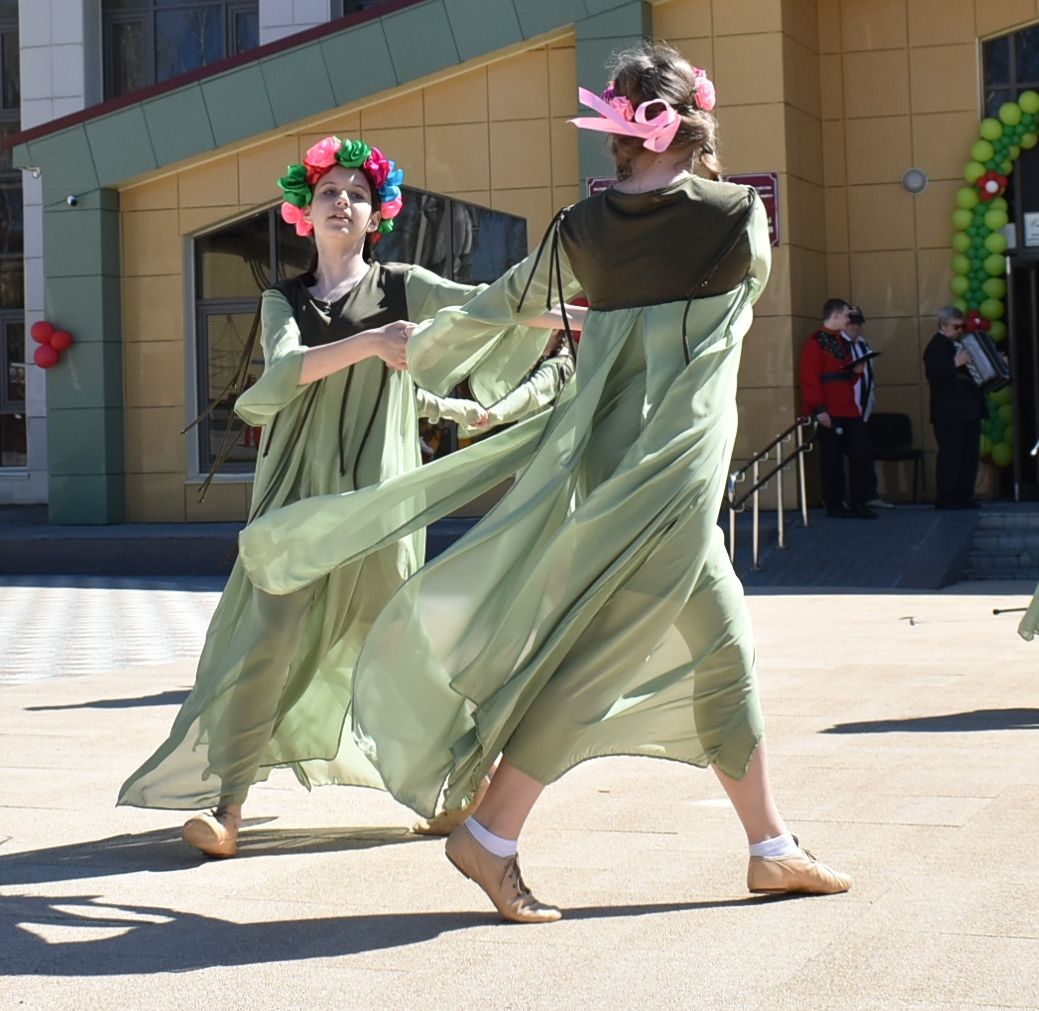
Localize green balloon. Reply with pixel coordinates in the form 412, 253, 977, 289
968, 225, 981, 238
1018, 90, 1039, 114
980, 434, 993, 457
980, 117, 1004, 140
971, 139, 995, 161
1010, 145, 1021, 159
999, 159, 1014, 174
981, 297, 1005, 320
953, 208, 974, 230
951, 254, 970, 275
983, 277, 1007, 298
984, 253, 1006, 276
984, 207, 1009, 230
990, 386, 1012, 406
950, 275, 970, 296
953, 232, 972, 253
964, 160, 987, 183
956, 186, 980, 209
989, 320, 1007, 341
992, 442, 1013, 467
952, 297, 968, 312
998, 403, 1014, 424
999, 102, 1023, 125
984, 231, 1008, 254
1021, 132, 1038, 150
991, 196, 1008, 212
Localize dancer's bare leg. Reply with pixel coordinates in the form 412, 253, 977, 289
465, 758, 543, 838
711, 738, 786, 843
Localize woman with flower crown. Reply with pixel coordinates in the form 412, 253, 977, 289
238, 41, 852, 918
117, 136, 576, 856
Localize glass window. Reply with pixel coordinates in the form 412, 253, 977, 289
0, 315, 24, 467
1016, 23, 1039, 84
983, 34, 1012, 87
332, 1, 396, 16
191, 189, 527, 474
155, 6, 223, 81
1, 28, 18, 110
103, 1, 259, 99
0, 176, 23, 257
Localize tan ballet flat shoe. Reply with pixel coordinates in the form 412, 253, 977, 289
747, 840, 852, 895
412, 776, 491, 837
445, 823, 561, 923
181, 809, 240, 858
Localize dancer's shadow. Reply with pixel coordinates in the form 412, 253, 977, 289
822, 708, 1039, 734
0, 822, 426, 887
0, 892, 773, 976
25, 690, 190, 711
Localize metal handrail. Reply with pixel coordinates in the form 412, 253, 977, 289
727, 416, 817, 570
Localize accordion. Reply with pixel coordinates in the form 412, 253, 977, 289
956, 330, 1010, 392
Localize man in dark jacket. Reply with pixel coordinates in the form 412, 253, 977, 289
923, 305, 988, 509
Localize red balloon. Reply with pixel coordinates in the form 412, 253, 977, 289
30, 320, 54, 344
33, 344, 59, 369
49, 330, 73, 352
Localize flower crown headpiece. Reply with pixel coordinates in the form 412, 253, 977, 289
276, 135, 404, 240
571, 68, 716, 152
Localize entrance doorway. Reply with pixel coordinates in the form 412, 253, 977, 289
1007, 256, 1039, 500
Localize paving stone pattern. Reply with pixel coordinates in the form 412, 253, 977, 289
0, 576, 223, 684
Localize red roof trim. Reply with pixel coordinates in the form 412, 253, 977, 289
8, 0, 426, 149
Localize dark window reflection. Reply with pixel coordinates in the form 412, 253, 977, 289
1, 29, 19, 110
111, 19, 147, 95
0, 259, 23, 310
1016, 23, 1039, 84
985, 86, 1013, 118
197, 212, 270, 299
156, 6, 223, 81
984, 34, 1011, 86
233, 9, 258, 53
0, 178, 24, 256
4, 318, 23, 401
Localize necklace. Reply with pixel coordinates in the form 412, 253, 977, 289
309, 265, 370, 305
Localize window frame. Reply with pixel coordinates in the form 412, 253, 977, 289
102, 0, 260, 100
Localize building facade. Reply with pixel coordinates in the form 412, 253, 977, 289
5, 0, 1039, 522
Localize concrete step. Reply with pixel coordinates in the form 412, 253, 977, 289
971, 531, 1039, 552
975, 512, 1039, 530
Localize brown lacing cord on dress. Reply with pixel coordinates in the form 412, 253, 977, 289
337, 365, 356, 478
680, 190, 757, 365
350, 363, 389, 487
517, 206, 577, 361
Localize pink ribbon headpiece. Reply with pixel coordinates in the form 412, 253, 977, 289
570, 87, 681, 153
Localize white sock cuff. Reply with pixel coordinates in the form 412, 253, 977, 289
749, 832, 798, 859
465, 817, 518, 858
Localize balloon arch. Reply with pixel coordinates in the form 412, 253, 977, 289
949, 89, 1039, 469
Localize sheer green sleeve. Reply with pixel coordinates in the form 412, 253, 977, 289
233, 291, 307, 427
403, 230, 581, 405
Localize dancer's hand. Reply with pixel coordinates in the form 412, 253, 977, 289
371, 320, 415, 370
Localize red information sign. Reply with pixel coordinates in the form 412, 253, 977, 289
726, 172, 781, 246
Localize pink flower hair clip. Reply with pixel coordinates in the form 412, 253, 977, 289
691, 67, 716, 111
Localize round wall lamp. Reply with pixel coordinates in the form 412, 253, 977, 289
901, 168, 929, 194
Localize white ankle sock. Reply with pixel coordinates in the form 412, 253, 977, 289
749, 832, 798, 859
464, 817, 518, 858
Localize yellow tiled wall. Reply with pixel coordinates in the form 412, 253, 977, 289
119, 37, 576, 521
120, 0, 1039, 520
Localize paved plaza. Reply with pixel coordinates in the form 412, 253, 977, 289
1, 576, 1038, 1009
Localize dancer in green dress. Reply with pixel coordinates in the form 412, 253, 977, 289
117, 136, 574, 857
239, 43, 852, 918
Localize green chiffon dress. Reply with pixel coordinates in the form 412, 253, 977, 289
117, 262, 543, 810
238, 176, 773, 819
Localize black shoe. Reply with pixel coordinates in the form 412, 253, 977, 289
852, 505, 878, 520
826, 505, 857, 519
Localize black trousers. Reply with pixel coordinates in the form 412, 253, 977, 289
817, 416, 872, 509
933, 418, 981, 506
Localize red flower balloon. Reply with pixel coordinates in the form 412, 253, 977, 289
965, 309, 990, 331
977, 171, 1008, 201
34, 344, 59, 369
30, 320, 54, 344
49, 330, 74, 352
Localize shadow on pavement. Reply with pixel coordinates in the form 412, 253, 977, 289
0, 824, 427, 886
25, 690, 191, 711
0, 892, 772, 975
822, 707, 1039, 734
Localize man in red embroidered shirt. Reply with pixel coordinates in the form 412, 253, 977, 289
799, 298, 877, 519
